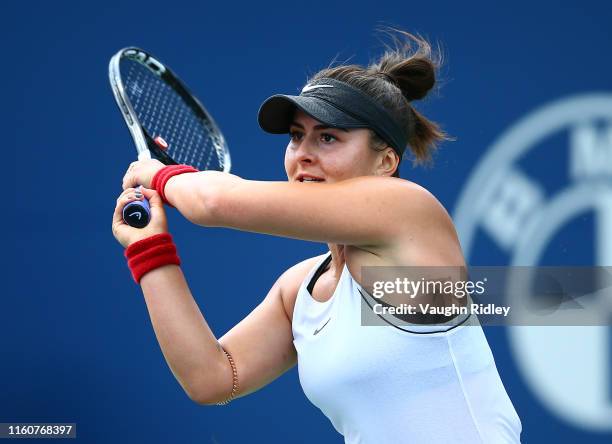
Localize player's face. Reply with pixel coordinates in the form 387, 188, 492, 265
285, 110, 381, 184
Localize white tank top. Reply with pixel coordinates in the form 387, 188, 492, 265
292, 253, 522, 444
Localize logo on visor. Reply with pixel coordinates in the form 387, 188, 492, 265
301, 84, 334, 93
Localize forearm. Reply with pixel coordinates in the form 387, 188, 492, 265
163, 170, 240, 227
139, 264, 230, 404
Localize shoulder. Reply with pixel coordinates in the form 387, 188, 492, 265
361, 178, 464, 266
390, 177, 450, 217
363, 177, 456, 241
276, 254, 327, 322
394, 180, 464, 267
354, 176, 457, 241
350, 176, 451, 223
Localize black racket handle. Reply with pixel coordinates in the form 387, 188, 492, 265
122, 190, 151, 228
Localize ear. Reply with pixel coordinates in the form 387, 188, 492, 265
376, 147, 400, 177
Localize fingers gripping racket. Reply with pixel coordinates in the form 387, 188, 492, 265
109, 47, 231, 228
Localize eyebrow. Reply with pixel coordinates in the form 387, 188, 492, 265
290, 121, 349, 132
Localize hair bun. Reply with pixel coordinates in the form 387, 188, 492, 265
379, 54, 436, 102
370, 31, 439, 102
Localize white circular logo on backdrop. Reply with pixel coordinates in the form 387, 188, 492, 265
453, 94, 612, 431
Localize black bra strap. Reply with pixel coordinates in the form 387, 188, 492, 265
307, 254, 332, 295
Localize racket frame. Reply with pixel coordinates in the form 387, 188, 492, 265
108, 47, 231, 171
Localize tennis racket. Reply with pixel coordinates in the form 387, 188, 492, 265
109, 47, 231, 228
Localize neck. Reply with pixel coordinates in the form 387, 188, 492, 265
327, 243, 346, 278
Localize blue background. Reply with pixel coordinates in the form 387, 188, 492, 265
5, 0, 611, 442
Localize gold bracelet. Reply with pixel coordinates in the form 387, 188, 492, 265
216, 348, 239, 405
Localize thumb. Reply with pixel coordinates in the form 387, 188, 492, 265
139, 187, 164, 208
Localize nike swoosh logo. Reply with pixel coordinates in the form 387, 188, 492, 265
313, 317, 331, 335
301, 84, 333, 93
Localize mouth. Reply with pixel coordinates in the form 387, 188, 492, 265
296, 174, 325, 183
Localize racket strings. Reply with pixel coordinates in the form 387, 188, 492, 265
121, 59, 224, 171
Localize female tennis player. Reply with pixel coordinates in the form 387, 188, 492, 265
112, 32, 522, 443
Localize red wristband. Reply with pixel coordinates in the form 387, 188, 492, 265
124, 233, 181, 283
151, 164, 199, 206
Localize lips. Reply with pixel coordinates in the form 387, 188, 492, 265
296, 174, 325, 182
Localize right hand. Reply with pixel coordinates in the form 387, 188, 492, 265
112, 187, 169, 248
121, 158, 165, 191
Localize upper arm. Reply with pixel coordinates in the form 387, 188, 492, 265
215, 259, 316, 400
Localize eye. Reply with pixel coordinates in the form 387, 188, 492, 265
289, 130, 304, 142
320, 133, 338, 143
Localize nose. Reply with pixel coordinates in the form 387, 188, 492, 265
294, 136, 316, 165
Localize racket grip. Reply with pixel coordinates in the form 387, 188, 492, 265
123, 194, 151, 228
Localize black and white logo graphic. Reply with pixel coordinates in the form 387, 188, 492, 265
454, 94, 612, 430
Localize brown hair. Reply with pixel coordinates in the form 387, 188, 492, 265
309, 30, 450, 176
